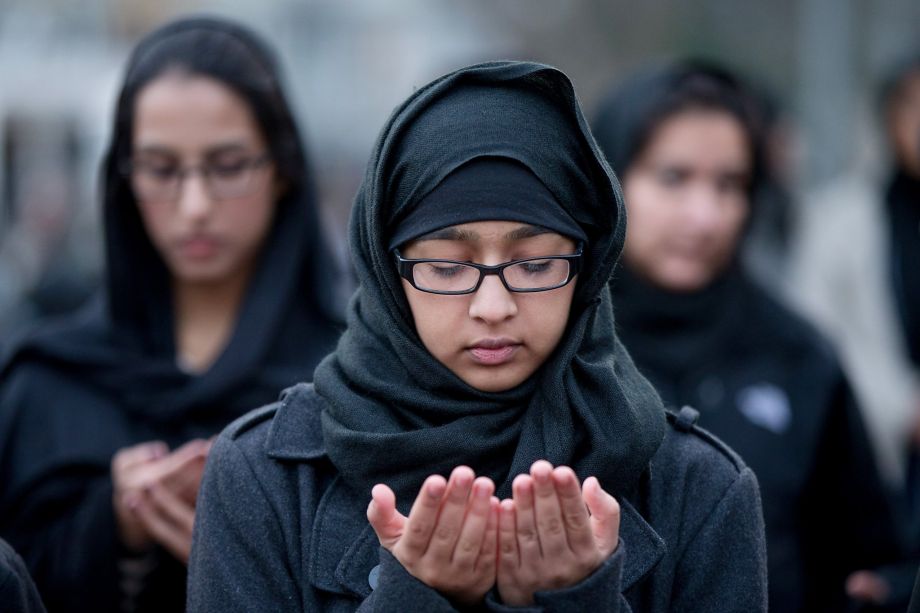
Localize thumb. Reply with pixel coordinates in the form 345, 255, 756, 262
367, 484, 406, 550
583, 477, 620, 557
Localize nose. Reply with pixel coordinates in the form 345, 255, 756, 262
683, 182, 728, 235
176, 172, 214, 223
468, 274, 518, 324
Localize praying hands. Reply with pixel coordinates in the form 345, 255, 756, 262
366, 460, 621, 606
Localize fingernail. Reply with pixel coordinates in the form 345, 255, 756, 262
427, 480, 445, 499
475, 482, 489, 499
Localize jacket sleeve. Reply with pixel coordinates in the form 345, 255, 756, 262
672, 466, 767, 613
483, 545, 625, 612
0, 538, 47, 613
0, 380, 124, 611
187, 433, 303, 612
799, 374, 904, 610
356, 547, 466, 612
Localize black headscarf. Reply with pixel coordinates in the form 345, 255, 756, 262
313, 61, 666, 504
886, 170, 920, 368
0, 17, 342, 422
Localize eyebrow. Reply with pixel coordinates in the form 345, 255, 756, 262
412, 224, 552, 243
132, 141, 255, 158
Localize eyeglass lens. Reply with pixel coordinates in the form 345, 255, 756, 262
412, 258, 571, 292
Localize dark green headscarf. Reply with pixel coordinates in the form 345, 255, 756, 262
313, 61, 665, 503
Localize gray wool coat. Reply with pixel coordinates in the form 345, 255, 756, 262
187, 384, 767, 612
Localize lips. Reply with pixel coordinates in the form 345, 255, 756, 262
177, 235, 221, 260
468, 337, 521, 366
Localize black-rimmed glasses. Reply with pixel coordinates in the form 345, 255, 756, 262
394, 247, 583, 294
121, 153, 272, 203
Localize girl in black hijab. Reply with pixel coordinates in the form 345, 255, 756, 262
188, 61, 767, 611
0, 16, 341, 612
593, 61, 900, 613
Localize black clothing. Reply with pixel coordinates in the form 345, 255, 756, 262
611, 266, 901, 613
886, 169, 920, 368
0, 539, 46, 613
191, 60, 767, 610
188, 384, 766, 612
314, 61, 665, 506
0, 18, 341, 612
388, 157, 585, 249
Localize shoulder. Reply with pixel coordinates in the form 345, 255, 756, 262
656, 407, 749, 480
651, 407, 761, 524
208, 382, 328, 483
646, 408, 764, 548
0, 538, 45, 613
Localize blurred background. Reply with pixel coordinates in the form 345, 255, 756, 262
1, 0, 919, 334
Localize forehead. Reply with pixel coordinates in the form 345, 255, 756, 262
132, 72, 264, 153
643, 109, 750, 168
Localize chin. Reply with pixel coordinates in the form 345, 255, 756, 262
651, 263, 721, 293
171, 261, 236, 285
462, 368, 531, 393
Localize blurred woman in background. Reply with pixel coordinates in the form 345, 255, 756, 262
592, 61, 901, 613
793, 52, 920, 610
0, 16, 342, 612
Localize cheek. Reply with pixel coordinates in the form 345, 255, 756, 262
136, 202, 172, 251
402, 282, 459, 359
623, 180, 672, 260
712, 199, 749, 254
226, 192, 277, 248
521, 286, 574, 351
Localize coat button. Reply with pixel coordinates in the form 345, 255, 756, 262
368, 564, 381, 590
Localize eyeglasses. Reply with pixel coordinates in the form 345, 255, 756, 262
394, 247, 583, 295
122, 153, 272, 203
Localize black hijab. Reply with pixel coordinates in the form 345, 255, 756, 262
886, 169, 920, 368
0, 17, 342, 422
313, 61, 666, 504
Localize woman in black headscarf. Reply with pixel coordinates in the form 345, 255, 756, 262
0, 16, 342, 612
593, 61, 901, 613
188, 60, 767, 612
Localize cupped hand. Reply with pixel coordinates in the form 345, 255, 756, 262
111, 438, 211, 563
496, 460, 620, 606
367, 466, 500, 605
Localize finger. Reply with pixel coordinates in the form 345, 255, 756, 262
583, 477, 620, 556
425, 466, 474, 563
450, 477, 494, 570
132, 440, 211, 489
164, 455, 209, 503
511, 474, 541, 561
399, 475, 447, 556
367, 484, 407, 550
112, 441, 168, 476
146, 484, 195, 535
552, 466, 594, 554
530, 460, 567, 557
476, 496, 500, 574
497, 498, 519, 574
133, 486, 195, 564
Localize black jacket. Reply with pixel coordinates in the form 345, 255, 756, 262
612, 267, 902, 613
0, 539, 46, 613
187, 384, 767, 612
